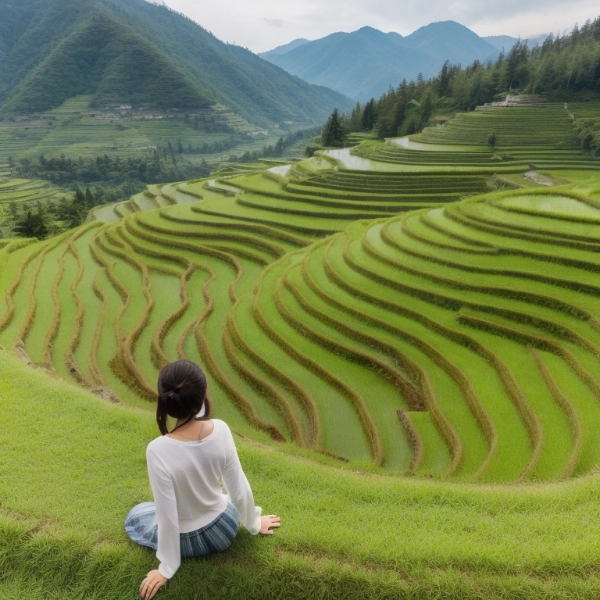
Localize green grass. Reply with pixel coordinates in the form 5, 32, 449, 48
5, 350, 600, 598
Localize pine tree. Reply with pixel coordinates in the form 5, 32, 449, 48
321, 108, 346, 147
349, 102, 363, 131
362, 99, 377, 130
13, 207, 50, 239
438, 61, 451, 97
393, 98, 408, 134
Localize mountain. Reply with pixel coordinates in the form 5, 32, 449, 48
402, 21, 498, 68
1, 13, 213, 113
484, 34, 549, 52
260, 26, 438, 101
262, 38, 310, 57
0, 0, 352, 125
260, 21, 501, 100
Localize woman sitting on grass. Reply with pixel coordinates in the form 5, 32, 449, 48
125, 360, 281, 600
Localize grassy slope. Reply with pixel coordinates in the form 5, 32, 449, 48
3, 350, 600, 599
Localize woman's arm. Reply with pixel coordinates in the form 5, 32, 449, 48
221, 424, 263, 534
146, 445, 182, 579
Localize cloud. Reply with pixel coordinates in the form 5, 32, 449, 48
264, 18, 285, 28
161, 0, 599, 52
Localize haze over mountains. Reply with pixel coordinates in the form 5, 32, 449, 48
261, 22, 548, 101
0, 0, 351, 126
484, 34, 549, 52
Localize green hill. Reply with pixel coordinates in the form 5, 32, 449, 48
0, 0, 351, 126
2, 13, 213, 113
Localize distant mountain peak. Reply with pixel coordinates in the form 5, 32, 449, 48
356, 25, 380, 34
260, 38, 310, 57
261, 20, 501, 100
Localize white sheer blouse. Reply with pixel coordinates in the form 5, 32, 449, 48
146, 419, 262, 578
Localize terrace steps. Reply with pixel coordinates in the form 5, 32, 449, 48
3, 99, 600, 479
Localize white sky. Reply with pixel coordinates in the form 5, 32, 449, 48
157, 0, 599, 53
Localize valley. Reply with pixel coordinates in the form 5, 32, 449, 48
2, 3, 600, 598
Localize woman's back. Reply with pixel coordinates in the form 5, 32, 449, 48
147, 419, 232, 531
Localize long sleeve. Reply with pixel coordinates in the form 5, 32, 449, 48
221, 425, 262, 535
146, 445, 181, 579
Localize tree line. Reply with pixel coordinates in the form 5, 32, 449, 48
9, 187, 106, 239
16, 151, 211, 186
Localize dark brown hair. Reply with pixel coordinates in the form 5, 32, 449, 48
156, 360, 211, 435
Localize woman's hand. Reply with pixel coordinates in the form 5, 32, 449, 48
140, 570, 167, 600
260, 514, 281, 535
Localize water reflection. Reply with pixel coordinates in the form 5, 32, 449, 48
268, 164, 292, 177
391, 136, 486, 152
324, 148, 403, 172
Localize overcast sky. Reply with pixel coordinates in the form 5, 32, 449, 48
156, 0, 599, 53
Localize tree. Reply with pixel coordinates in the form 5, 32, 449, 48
349, 102, 363, 131
438, 61, 451, 97
13, 207, 51, 239
362, 99, 378, 130
321, 108, 347, 147
392, 97, 408, 135
419, 90, 435, 126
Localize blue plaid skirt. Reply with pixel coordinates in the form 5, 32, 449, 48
125, 502, 240, 558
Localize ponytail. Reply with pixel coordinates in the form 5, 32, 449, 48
156, 361, 210, 435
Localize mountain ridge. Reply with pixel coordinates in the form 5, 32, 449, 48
262, 37, 310, 57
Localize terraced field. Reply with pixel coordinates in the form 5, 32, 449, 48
3, 99, 600, 482
0, 96, 284, 165
354, 102, 600, 172
0, 163, 67, 232
0, 178, 65, 208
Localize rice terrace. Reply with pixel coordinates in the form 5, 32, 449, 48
3, 1, 600, 598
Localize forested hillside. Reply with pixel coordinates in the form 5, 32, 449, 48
1, 13, 213, 113
0, 0, 351, 126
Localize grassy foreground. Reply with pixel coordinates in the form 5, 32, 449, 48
2, 351, 600, 598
